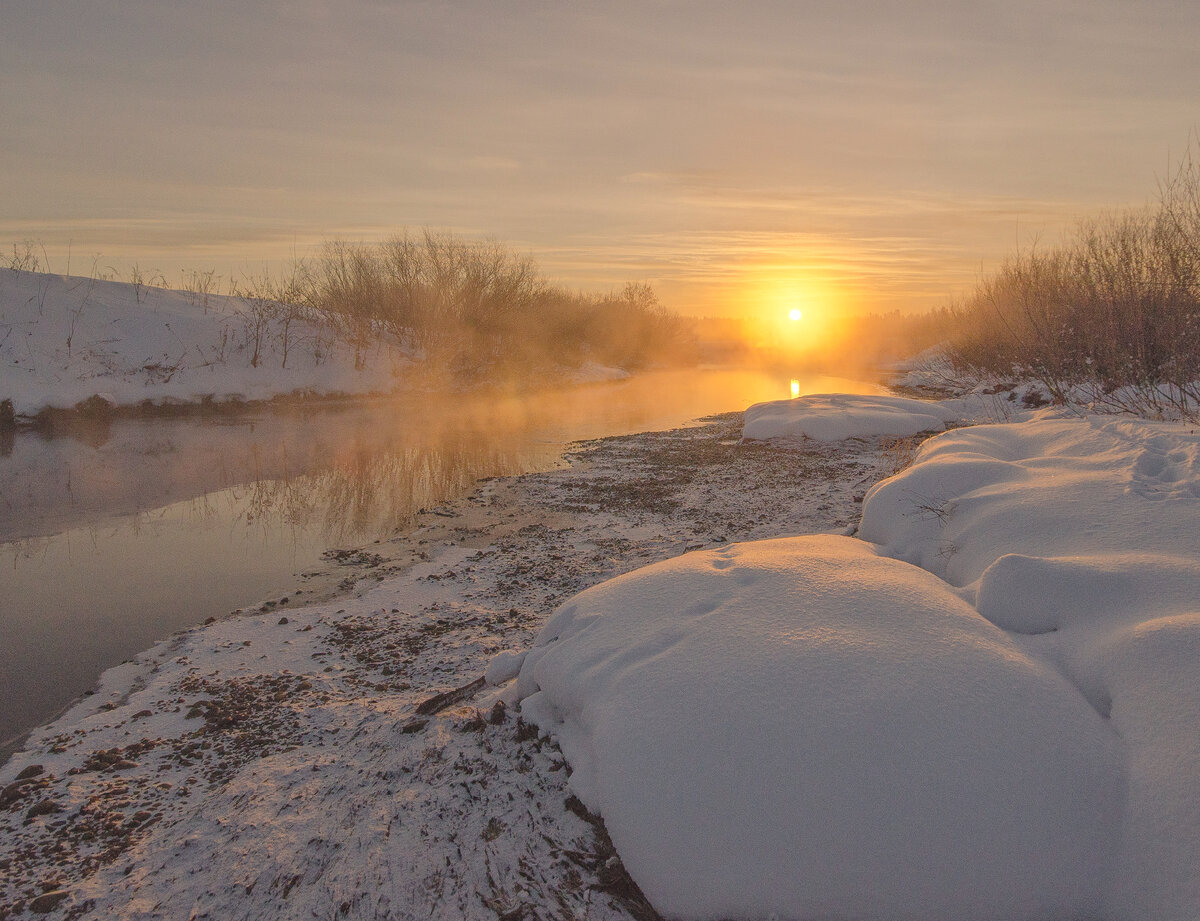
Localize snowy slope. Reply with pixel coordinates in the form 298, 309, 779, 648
0, 269, 413, 415
514, 401, 1200, 921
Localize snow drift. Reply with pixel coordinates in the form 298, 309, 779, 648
860, 412, 1200, 921
742, 392, 976, 442
518, 535, 1121, 921
511, 401, 1200, 921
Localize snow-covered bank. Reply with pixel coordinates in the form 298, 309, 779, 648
514, 398, 1200, 921
519, 535, 1120, 921
0, 269, 416, 417
0, 270, 641, 419
860, 412, 1200, 921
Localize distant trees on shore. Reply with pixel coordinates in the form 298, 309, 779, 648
943, 153, 1200, 416
303, 232, 694, 379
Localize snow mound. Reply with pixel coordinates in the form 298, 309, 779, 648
484, 649, 527, 686
742, 392, 973, 442
517, 535, 1121, 921
859, 414, 1200, 591
859, 414, 1200, 920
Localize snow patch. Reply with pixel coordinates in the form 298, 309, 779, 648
484, 649, 527, 686
742, 392, 983, 442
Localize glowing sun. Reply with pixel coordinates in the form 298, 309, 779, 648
788, 308, 803, 322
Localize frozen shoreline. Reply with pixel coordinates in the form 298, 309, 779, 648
0, 412, 897, 919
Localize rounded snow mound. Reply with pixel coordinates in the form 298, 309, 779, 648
517, 535, 1121, 921
742, 393, 963, 442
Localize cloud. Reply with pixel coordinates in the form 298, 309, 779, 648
3, 0, 1199, 314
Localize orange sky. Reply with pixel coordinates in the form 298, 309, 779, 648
3, 1, 1199, 320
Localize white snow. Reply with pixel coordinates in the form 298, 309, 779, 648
484, 649, 527, 686
513, 399, 1200, 921
0, 414, 891, 920
518, 535, 1121, 921
859, 411, 1200, 921
742, 391, 983, 442
0, 269, 414, 415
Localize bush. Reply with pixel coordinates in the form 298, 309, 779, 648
306, 231, 692, 380
944, 156, 1200, 417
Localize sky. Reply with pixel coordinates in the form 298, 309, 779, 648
2, 0, 1199, 319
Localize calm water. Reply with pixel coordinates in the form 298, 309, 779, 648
0, 368, 884, 753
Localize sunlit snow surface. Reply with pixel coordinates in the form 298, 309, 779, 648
518, 406, 1200, 921
742, 392, 981, 441
0, 269, 413, 415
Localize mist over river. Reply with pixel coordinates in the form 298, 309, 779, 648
0, 368, 883, 756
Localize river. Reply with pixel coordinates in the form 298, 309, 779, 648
0, 367, 884, 756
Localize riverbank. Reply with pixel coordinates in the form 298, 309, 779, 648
0, 269, 640, 428
0, 411, 900, 919
6, 388, 1198, 919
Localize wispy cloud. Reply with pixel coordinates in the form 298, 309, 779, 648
3, 0, 1198, 314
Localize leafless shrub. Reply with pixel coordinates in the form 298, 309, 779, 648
307, 230, 690, 380
880, 434, 923, 475
128, 263, 148, 304
6, 241, 42, 273
182, 269, 222, 313
230, 272, 279, 369
944, 149, 1200, 419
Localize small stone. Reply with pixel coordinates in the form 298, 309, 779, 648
30, 890, 71, 913
25, 798, 62, 821
278, 616, 289, 625
15, 764, 43, 781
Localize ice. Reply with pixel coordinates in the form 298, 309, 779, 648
518, 535, 1121, 921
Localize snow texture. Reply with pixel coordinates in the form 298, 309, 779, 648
0, 269, 413, 415
860, 412, 1200, 921
0, 415, 896, 920
742, 391, 981, 442
515, 403, 1200, 921
518, 535, 1121, 921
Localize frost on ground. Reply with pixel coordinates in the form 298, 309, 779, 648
516, 403, 1200, 921
0, 414, 894, 920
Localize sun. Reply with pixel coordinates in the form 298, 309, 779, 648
788, 308, 803, 322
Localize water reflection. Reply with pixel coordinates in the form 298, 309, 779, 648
0, 369, 884, 754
